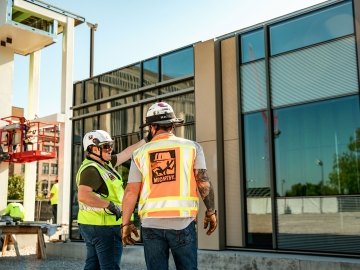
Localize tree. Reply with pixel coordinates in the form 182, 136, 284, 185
7, 175, 24, 200
328, 128, 360, 194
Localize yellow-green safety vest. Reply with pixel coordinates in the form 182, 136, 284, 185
76, 159, 124, 225
50, 183, 58, 205
4, 202, 25, 220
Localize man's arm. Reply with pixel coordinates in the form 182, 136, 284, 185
121, 182, 141, 246
122, 182, 141, 225
115, 139, 146, 166
195, 169, 215, 212
77, 185, 110, 208
195, 168, 217, 235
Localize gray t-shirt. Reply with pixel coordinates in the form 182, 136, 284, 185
128, 138, 207, 230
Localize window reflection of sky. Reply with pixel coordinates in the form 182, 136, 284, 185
244, 95, 360, 196
274, 95, 360, 196
161, 47, 194, 80
270, 1, 353, 55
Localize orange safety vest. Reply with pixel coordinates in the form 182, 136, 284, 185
133, 133, 199, 218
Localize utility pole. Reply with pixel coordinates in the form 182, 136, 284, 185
87, 22, 98, 78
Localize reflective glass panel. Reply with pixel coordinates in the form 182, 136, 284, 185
73, 83, 83, 106
275, 95, 360, 197
271, 36, 358, 107
99, 64, 141, 95
160, 80, 194, 95
143, 58, 159, 86
163, 93, 195, 125
241, 29, 265, 63
244, 111, 273, 248
110, 106, 141, 136
84, 79, 98, 103
84, 116, 98, 133
275, 95, 360, 254
270, 1, 354, 55
241, 60, 267, 113
161, 47, 194, 81
73, 120, 82, 144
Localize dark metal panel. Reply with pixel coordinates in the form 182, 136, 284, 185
264, 25, 278, 250
353, 0, 360, 86
236, 34, 247, 247
214, 39, 226, 249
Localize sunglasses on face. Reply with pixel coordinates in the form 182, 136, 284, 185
100, 143, 113, 150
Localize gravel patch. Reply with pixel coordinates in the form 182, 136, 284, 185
1, 246, 85, 270
1, 246, 145, 270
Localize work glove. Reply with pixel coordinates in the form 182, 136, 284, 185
204, 210, 217, 235
121, 223, 139, 246
106, 201, 122, 221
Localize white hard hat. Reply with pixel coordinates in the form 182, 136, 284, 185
83, 130, 113, 150
141, 102, 184, 127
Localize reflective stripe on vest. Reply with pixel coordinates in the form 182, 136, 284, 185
133, 133, 199, 218
76, 159, 124, 225
78, 204, 104, 212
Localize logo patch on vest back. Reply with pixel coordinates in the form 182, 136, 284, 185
150, 150, 176, 184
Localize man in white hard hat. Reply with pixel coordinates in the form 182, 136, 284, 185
121, 101, 217, 270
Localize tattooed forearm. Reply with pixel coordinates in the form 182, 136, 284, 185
195, 169, 215, 211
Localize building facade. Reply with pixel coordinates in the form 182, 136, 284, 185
70, 0, 360, 257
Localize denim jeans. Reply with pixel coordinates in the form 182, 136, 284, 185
79, 224, 122, 270
141, 221, 197, 270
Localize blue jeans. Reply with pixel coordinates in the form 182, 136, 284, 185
141, 221, 197, 270
79, 224, 122, 270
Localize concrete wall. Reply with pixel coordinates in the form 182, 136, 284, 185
194, 39, 224, 250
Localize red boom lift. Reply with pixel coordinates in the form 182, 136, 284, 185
0, 116, 57, 163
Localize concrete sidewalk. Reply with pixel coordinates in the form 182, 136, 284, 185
47, 241, 360, 270
2, 235, 360, 269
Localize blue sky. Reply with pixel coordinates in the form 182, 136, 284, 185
12, 0, 326, 117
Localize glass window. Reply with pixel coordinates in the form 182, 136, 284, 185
275, 95, 360, 254
241, 29, 265, 63
84, 79, 98, 103
108, 106, 141, 137
159, 80, 194, 95
271, 36, 358, 107
275, 95, 360, 196
73, 120, 82, 144
99, 64, 141, 95
84, 116, 98, 133
164, 93, 195, 124
241, 60, 267, 113
161, 47, 194, 81
270, 1, 354, 55
42, 163, 49, 175
73, 82, 83, 106
51, 164, 58, 175
244, 111, 273, 248
143, 58, 159, 86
